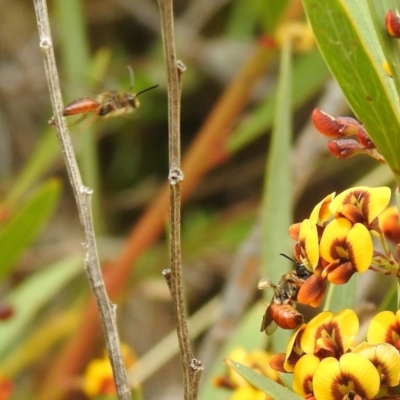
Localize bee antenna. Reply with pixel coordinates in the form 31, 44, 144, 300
134, 84, 159, 98
127, 66, 134, 91
279, 253, 296, 263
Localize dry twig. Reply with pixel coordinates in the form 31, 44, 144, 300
157, 0, 204, 398
32, 1, 130, 399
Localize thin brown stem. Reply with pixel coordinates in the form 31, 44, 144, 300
157, 0, 204, 398
32, 1, 130, 399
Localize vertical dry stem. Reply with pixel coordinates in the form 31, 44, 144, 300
32, 1, 131, 399
157, 0, 204, 398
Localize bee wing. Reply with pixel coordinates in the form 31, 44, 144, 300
260, 305, 278, 335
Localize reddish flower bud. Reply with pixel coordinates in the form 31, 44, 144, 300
328, 138, 364, 159
356, 129, 376, 149
312, 108, 343, 138
335, 116, 364, 136
386, 10, 400, 38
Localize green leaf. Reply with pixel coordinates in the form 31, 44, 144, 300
226, 360, 302, 400
367, 1, 400, 97
323, 275, 358, 313
0, 255, 83, 357
260, 39, 294, 352
0, 179, 62, 281
302, 0, 400, 182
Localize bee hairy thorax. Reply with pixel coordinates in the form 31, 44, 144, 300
96, 91, 140, 118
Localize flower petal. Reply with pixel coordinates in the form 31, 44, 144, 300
346, 223, 373, 273
313, 354, 380, 400
367, 310, 400, 350
298, 219, 319, 270
329, 186, 391, 225
353, 342, 400, 387
320, 218, 352, 262
310, 192, 335, 225
293, 354, 320, 397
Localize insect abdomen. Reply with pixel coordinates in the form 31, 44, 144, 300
63, 98, 100, 116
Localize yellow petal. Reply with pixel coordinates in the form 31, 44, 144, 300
367, 311, 398, 344
320, 218, 352, 262
301, 311, 334, 354
310, 193, 335, 224
313, 357, 341, 400
329, 186, 391, 224
299, 219, 319, 269
353, 342, 400, 387
329, 186, 369, 216
346, 223, 373, 272
293, 354, 320, 397
332, 309, 359, 352
313, 354, 380, 400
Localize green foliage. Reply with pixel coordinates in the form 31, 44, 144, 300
0, 255, 83, 358
0, 179, 62, 281
227, 360, 302, 399
302, 0, 400, 182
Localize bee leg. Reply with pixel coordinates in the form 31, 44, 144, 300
72, 113, 98, 132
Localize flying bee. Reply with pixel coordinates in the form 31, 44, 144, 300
62, 66, 158, 127
259, 254, 313, 335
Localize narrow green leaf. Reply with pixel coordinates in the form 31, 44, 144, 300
302, 0, 400, 182
0, 255, 83, 357
0, 179, 62, 281
261, 39, 294, 351
262, 39, 293, 281
227, 360, 302, 400
367, 0, 400, 97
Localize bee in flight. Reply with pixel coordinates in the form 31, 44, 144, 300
259, 254, 313, 335
62, 66, 158, 127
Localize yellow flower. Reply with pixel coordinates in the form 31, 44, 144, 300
329, 186, 391, 228
83, 358, 115, 398
301, 309, 359, 357
352, 342, 400, 388
293, 354, 320, 397
319, 218, 372, 283
296, 219, 319, 271
83, 344, 136, 398
313, 353, 380, 400
367, 310, 400, 351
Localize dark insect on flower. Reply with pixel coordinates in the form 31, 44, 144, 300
259, 254, 313, 334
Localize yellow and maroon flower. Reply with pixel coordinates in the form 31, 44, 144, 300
309, 192, 335, 227
270, 325, 306, 373
293, 354, 320, 398
294, 219, 319, 272
352, 342, 400, 389
329, 186, 391, 230
367, 310, 400, 351
301, 309, 359, 358
319, 218, 373, 284
312, 353, 380, 400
